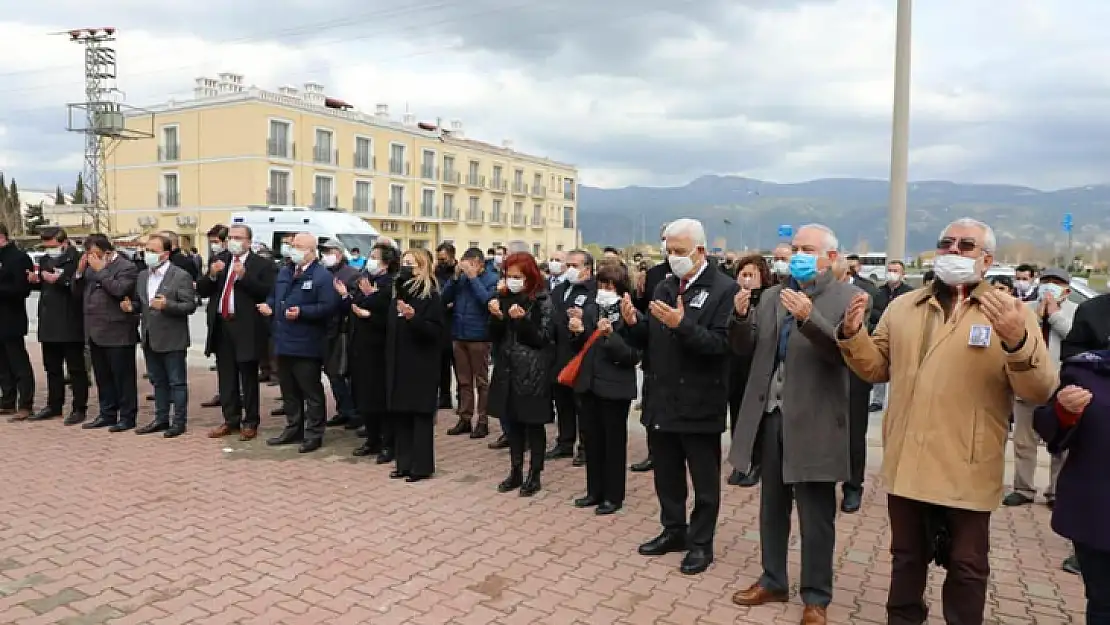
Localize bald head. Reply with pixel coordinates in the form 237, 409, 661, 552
291, 232, 317, 266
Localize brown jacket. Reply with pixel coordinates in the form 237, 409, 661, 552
838, 282, 1057, 512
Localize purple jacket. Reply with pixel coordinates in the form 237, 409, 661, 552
1033, 350, 1110, 552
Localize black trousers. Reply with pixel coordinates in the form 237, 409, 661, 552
215, 327, 260, 428
277, 355, 327, 442
887, 494, 991, 625
0, 338, 35, 410
438, 344, 454, 401
42, 341, 89, 413
508, 422, 546, 472
393, 412, 435, 477
88, 341, 137, 425
553, 384, 581, 449
579, 393, 630, 504
847, 375, 872, 491
649, 430, 722, 548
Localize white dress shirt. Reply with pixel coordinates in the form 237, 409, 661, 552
218, 252, 250, 316
147, 262, 167, 301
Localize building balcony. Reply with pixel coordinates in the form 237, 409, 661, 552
353, 196, 375, 213
442, 170, 461, 186
312, 193, 339, 209
490, 213, 506, 227
563, 190, 576, 201
353, 154, 376, 170
465, 210, 484, 224
563, 219, 575, 229
531, 186, 546, 198
511, 214, 526, 228
267, 138, 295, 159
158, 191, 180, 208
389, 160, 412, 176
512, 183, 527, 196
531, 216, 545, 229
313, 147, 338, 165
465, 174, 485, 189
388, 201, 411, 216
420, 165, 438, 180
419, 203, 438, 219
266, 188, 295, 205
442, 208, 459, 223
490, 179, 508, 193
158, 145, 180, 162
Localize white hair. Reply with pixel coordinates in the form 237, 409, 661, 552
797, 223, 839, 253
664, 218, 708, 248
941, 218, 996, 253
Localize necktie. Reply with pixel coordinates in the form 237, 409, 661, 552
678, 279, 688, 295
219, 259, 239, 319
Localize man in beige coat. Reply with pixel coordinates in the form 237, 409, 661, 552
837, 217, 1057, 625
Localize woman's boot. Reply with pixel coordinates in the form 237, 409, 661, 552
520, 468, 542, 497
498, 466, 523, 493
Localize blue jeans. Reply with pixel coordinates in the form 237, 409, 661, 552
326, 371, 356, 419
1076, 542, 1110, 625
144, 347, 188, 426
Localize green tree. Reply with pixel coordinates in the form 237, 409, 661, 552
73, 173, 86, 204
55, 185, 65, 205
24, 201, 46, 235
4, 179, 20, 235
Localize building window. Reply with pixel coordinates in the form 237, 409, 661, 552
410, 239, 429, 249
354, 180, 372, 213
532, 203, 542, 225
492, 199, 503, 221
268, 169, 291, 205
313, 175, 335, 209
443, 155, 456, 183
390, 144, 408, 175
492, 165, 504, 188
160, 126, 179, 161
562, 206, 575, 229
513, 169, 524, 193
533, 172, 542, 193
268, 120, 292, 158
421, 188, 436, 218
468, 241, 480, 249
563, 177, 576, 200
389, 184, 407, 215
512, 201, 524, 226
532, 242, 541, 256
160, 173, 180, 208
467, 160, 480, 185
314, 129, 335, 164
421, 149, 436, 179
354, 137, 373, 170
467, 196, 480, 221
443, 193, 455, 220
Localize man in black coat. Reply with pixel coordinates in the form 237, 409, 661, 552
320, 238, 360, 430
200, 225, 231, 408
629, 223, 673, 473
434, 242, 458, 409
159, 230, 200, 280
197, 224, 275, 441
26, 227, 88, 423
0, 224, 36, 420
547, 249, 597, 466
621, 218, 739, 576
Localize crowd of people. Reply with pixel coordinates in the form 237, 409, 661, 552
0, 214, 1107, 625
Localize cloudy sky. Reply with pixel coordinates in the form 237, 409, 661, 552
2, 0, 1109, 192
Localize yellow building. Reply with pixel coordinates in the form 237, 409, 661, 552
107, 72, 580, 257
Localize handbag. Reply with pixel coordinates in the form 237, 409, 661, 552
557, 329, 602, 387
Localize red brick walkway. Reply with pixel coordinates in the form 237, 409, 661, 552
0, 350, 1086, 624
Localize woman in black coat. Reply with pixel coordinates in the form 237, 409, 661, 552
487, 252, 555, 496
384, 248, 443, 482
339, 242, 399, 463
727, 254, 771, 486
568, 260, 641, 515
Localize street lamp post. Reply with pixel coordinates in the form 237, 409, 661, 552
887, 0, 912, 262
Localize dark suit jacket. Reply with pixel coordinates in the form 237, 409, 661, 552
1061, 293, 1110, 359
135, 263, 197, 353
195, 252, 275, 360
78, 254, 140, 347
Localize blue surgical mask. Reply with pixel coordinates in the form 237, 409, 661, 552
789, 253, 819, 283
1041, 283, 1066, 301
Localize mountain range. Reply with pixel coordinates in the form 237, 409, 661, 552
577, 175, 1110, 256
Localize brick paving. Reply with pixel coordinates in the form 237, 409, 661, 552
0, 343, 1087, 624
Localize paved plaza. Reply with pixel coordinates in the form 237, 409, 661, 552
0, 344, 1088, 624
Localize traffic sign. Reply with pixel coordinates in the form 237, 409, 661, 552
777, 224, 793, 237
1062, 213, 1073, 233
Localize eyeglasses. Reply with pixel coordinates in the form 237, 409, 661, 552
936, 237, 979, 253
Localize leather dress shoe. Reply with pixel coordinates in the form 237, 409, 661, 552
145, 393, 155, 401
737, 467, 762, 487
343, 420, 362, 430
27, 408, 62, 422
325, 415, 348, 427
298, 439, 322, 453
630, 457, 654, 472
841, 488, 863, 514
207, 424, 237, 438
267, 433, 303, 446
574, 495, 601, 508
108, 422, 135, 433
801, 605, 828, 625
352, 442, 381, 457
63, 411, 87, 426
82, 416, 116, 429
376, 449, 394, 464
638, 530, 687, 556
164, 424, 186, 438
390, 470, 410, 479
545, 444, 573, 460
595, 501, 621, 516
680, 547, 713, 575
270, 406, 286, 416
571, 448, 586, 467
136, 421, 169, 435
200, 394, 221, 408
731, 582, 789, 607
519, 470, 541, 497
488, 434, 509, 450
239, 427, 258, 441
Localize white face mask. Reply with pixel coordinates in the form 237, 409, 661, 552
932, 254, 981, 285
887, 272, 902, 284
227, 240, 245, 255
772, 260, 790, 276
548, 260, 564, 275
143, 252, 163, 268
595, 289, 620, 308
365, 258, 382, 275
1013, 279, 1033, 294
210, 242, 225, 254
564, 267, 581, 284
321, 253, 339, 268
493, 254, 504, 266
506, 277, 525, 293
44, 247, 64, 258
668, 252, 695, 278
1041, 283, 1066, 301
288, 248, 307, 266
